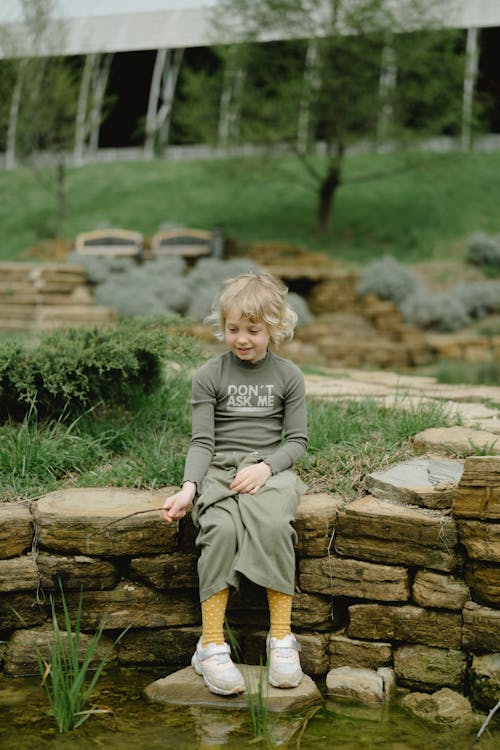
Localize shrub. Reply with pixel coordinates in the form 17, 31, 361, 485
287, 292, 312, 327
467, 232, 500, 268
67, 252, 133, 284
401, 289, 471, 331
356, 255, 421, 305
0, 317, 201, 422
454, 281, 500, 318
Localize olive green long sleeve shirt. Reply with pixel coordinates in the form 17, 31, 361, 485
182, 350, 308, 488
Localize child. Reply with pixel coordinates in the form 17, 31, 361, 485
162, 272, 308, 696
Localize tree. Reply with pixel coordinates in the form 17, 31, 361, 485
189, 0, 466, 233
0, 0, 79, 229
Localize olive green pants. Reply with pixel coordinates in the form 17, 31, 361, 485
192, 451, 307, 602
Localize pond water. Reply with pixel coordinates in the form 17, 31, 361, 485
0, 668, 498, 750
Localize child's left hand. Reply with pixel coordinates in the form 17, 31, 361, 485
230, 462, 272, 495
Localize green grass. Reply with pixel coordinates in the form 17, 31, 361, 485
414, 358, 500, 386
0, 379, 456, 502
0, 374, 193, 502
36, 582, 129, 733
2, 150, 500, 264
298, 396, 456, 496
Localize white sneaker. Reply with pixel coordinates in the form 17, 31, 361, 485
266, 633, 303, 688
191, 639, 245, 696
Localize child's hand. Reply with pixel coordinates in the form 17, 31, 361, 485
230, 462, 272, 495
162, 482, 196, 523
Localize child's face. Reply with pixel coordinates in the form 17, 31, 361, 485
224, 309, 271, 364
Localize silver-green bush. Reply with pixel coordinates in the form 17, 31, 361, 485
401, 289, 471, 332
467, 232, 500, 267
356, 255, 421, 305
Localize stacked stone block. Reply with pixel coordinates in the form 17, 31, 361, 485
0, 458, 499, 709
0, 262, 115, 331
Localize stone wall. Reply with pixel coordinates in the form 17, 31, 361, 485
0, 457, 499, 707
0, 262, 115, 331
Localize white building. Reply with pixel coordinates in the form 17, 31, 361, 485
1, 1, 499, 162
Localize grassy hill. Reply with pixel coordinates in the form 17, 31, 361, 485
1, 149, 500, 265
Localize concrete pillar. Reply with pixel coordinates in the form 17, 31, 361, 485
5, 62, 25, 170
145, 48, 184, 158
297, 40, 320, 155
218, 47, 245, 149
377, 41, 397, 145
461, 27, 480, 151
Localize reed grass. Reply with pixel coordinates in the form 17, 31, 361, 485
35, 581, 129, 733
225, 621, 272, 743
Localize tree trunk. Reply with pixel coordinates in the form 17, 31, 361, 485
315, 160, 341, 234
56, 159, 67, 223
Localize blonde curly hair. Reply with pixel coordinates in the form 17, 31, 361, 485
206, 272, 297, 346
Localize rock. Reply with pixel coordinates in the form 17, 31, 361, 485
37, 553, 118, 590
299, 556, 409, 602
469, 653, 500, 710
0, 593, 47, 630
412, 570, 469, 610
130, 553, 198, 590
347, 604, 462, 649
291, 592, 333, 629
3, 624, 116, 676
329, 635, 392, 670
63, 581, 200, 630
465, 561, 500, 607
33, 487, 178, 555
118, 626, 199, 665
295, 493, 345, 556
459, 519, 500, 562
334, 496, 458, 572
144, 665, 323, 712
297, 633, 330, 676
325, 666, 395, 704
401, 687, 475, 726
0, 556, 38, 593
0, 504, 32, 559
394, 644, 467, 691
413, 427, 500, 455
453, 486, 500, 520
462, 602, 500, 652
365, 457, 463, 510
459, 456, 500, 487
453, 455, 500, 527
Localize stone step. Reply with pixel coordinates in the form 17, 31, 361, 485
414, 426, 500, 455
365, 456, 463, 510
334, 495, 458, 571
0, 304, 36, 320
38, 305, 116, 322
0, 287, 93, 306
144, 665, 323, 712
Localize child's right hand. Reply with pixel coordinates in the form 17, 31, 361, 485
162, 482, 196, 523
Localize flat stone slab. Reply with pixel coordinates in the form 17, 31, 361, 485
365, 457, 463, 509
401, 687, 475, 726
414, 427, 500, 455
144, 665, 323, 712
33, 487, 178, 555
326, 666, 395, 704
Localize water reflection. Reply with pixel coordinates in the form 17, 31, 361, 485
0, 669, 498, 750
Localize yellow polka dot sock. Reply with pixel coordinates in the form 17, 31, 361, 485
266, 588, 293, 640
201, 587, 230, 647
